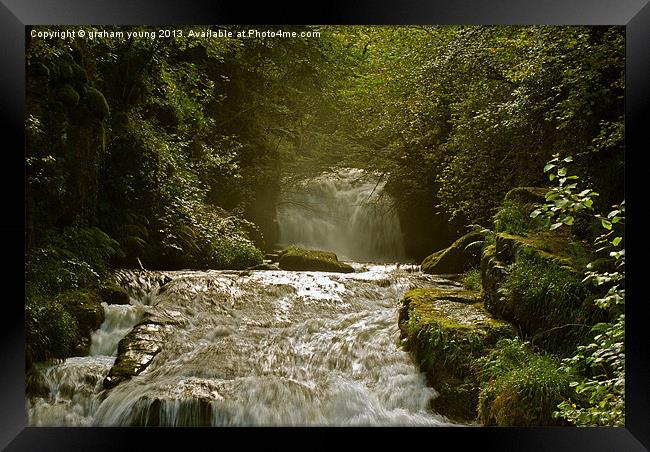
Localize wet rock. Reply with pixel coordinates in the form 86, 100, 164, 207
421, 230, 486, 274
398, 288, 515, 423
278, 246, 355, 273
247, 262, 280, 271
103, 319, 172, 389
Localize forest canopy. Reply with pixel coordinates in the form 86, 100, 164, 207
25, 25, 624, 385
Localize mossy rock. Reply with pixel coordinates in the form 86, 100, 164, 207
71, 64, 88, 86
421, 230, 485, 274
56, 84, 80, 108
84, 87, 110, 120
278, 246, 354, 273
398, 288, 515, 422
432, 375, 480, 422
56, 289, 105, 351
480, 244, 510, 318
495, 232, 578, 270
503, 187, 547, 205
58, 61, 74, 81
99, 282, 131, 305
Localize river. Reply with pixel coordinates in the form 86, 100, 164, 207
27, 265, 465, 426
26, 169, 462, 426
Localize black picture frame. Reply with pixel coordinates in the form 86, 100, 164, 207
3, 1, 648, 450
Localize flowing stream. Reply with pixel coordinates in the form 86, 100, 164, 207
26, 169, 463, 426
27, 266, 464, 426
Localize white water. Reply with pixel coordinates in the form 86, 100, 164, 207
26, 266, 463, 426
26, 274, 154, 426
277, 168, 406, 262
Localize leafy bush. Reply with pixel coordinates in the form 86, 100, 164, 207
477, 338, 574, 426
25, 295, 79, 366
460, 268, 482, 291
26, 247, 101, 297
493, 200, 544, 234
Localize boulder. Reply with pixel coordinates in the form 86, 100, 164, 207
99, 282, 131, 305
421, 230, 485, 274
495, 232, 577, 270
103, 318, 173, 389
278, 246, 354, 273
398, 288, 515, 422
503, 186, 547, 205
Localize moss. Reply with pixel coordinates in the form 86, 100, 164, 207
56, 289, 105, 340
278, 246, 354, 273
477, 338, 574, 426
503, 187, 547, 205
432, 375, 480, 422
495, 231, 584, 270
398, 288, 515, 422
99, 282, 130, 305
56, 84, 80, 108
421, 230, 485, 274
84, 87, 110, 120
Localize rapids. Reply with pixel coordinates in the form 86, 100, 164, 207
26, 265, 463, 426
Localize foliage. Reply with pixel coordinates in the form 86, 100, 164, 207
531, 155, 625, 426
460, 268, 482, 291
477, 338, 574, 426
25, 295, 79, 366
494, 200, 544, 234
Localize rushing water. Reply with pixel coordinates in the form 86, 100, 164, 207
26, 265, 463, 426
277, 168, 406, 262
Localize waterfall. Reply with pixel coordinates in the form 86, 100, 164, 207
276, 168, 406, 262
26, 271, 166, 426
26, 267, 463, 426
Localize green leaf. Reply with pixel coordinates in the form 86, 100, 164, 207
584, 199, 593, 208
563, 156, 574, 163
611, 237, 622, 246
549, 173, 556, 181
550, 222, 563, 230
562, 215, 574, 225
530, 209, 542, 218
544, 163, 556, 172
601, 219, 612, 230
558, 167, 568, 177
